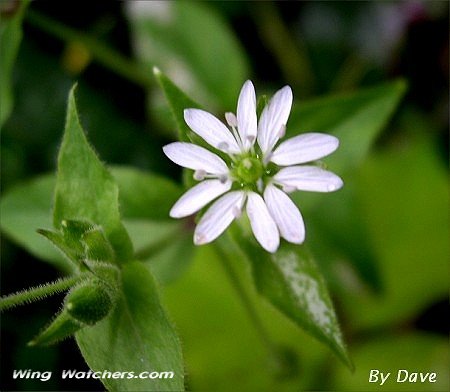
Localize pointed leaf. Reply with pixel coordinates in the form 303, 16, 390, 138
29, 309, 83, 346
127, 1, 249, 108
154, 69, 228, 186
76, 261, 184, 391
37, 228, 80, 266
229, 226, 352, 369
288, 79, 407, 173
53, 86, 133, 262
153, 67, 201, 143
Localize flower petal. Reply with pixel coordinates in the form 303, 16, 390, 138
194, 191, 245, 245
274, 166, 343, 193
264, 184, 305, 244
246, 192, 279, 253
257, 85, 293, 155
271, 133, 339, 166
237, 80, 257, 151
170, 179, 232, 218
163, 142, 228, 175
184, 109, 240, 153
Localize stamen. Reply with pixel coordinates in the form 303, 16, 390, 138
219, 174, 228, 184
193, 169, 206, 181
225, 112, 237, 127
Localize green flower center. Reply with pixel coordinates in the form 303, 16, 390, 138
234, 156, 263, 185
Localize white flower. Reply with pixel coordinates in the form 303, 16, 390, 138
163, 80, 343, 253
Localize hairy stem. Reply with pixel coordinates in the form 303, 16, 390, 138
0, 275, 85, 311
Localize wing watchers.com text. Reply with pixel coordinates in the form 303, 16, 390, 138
13, 369, 175, 382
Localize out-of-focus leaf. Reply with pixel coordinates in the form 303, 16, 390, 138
228, 227, 352, 369
287, 80, 405, 291
124, 219, 195, 285
0, 0, 29, 128
164, 245, 334, 392
112, 165, 182, 221
307, 178, 382, 292
127, 1, 249, 109
288, 79, 407, 173
0, 174, 71, 272
53, 86, 133, 262
76, 261, 185, 391
1, 167, 185, 270
331, 334, 449, 391
338, 137, 449, 329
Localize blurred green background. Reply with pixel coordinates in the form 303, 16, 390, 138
1, 1, 448, 391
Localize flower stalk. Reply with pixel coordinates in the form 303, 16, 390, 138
0, 274, 86, 312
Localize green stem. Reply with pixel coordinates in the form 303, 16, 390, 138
25, 9, 153, 89
213, 240, 278, 357
0, 275, 85, 311
252, 2, 315, 96
330, 53, 368, 92
135, 227, 188, 261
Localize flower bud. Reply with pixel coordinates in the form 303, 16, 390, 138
65, 281, 113, 325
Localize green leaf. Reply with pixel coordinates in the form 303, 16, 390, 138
147, 234, 195, 285
153, 67, 200, 143
124, 219, 195, 285
228, 227, 352, 369
53, 86, 133, 262
1, 166, 182, 269
0, 0, 29, 128
163, 244, 332, 391
0, 174, 71, 272
76, 261, 184, 391
29, 309, 83, 347
339, 137, 449, 330
154, 69, 227, 187
128, 1, 249, 108
38, 220, 100, 267
307, 179, 382, 292
287, 81, 406, 290
288, 79, 407, 173
112, 165, 183, 220
37, 228, 79, 267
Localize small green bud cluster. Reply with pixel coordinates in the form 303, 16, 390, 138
38, 219, 115, 269
30, 220, 120, 346
29, 275, 117, 346
65, 280, 113, 325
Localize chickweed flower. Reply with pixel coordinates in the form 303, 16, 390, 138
163, 81, 343, 253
